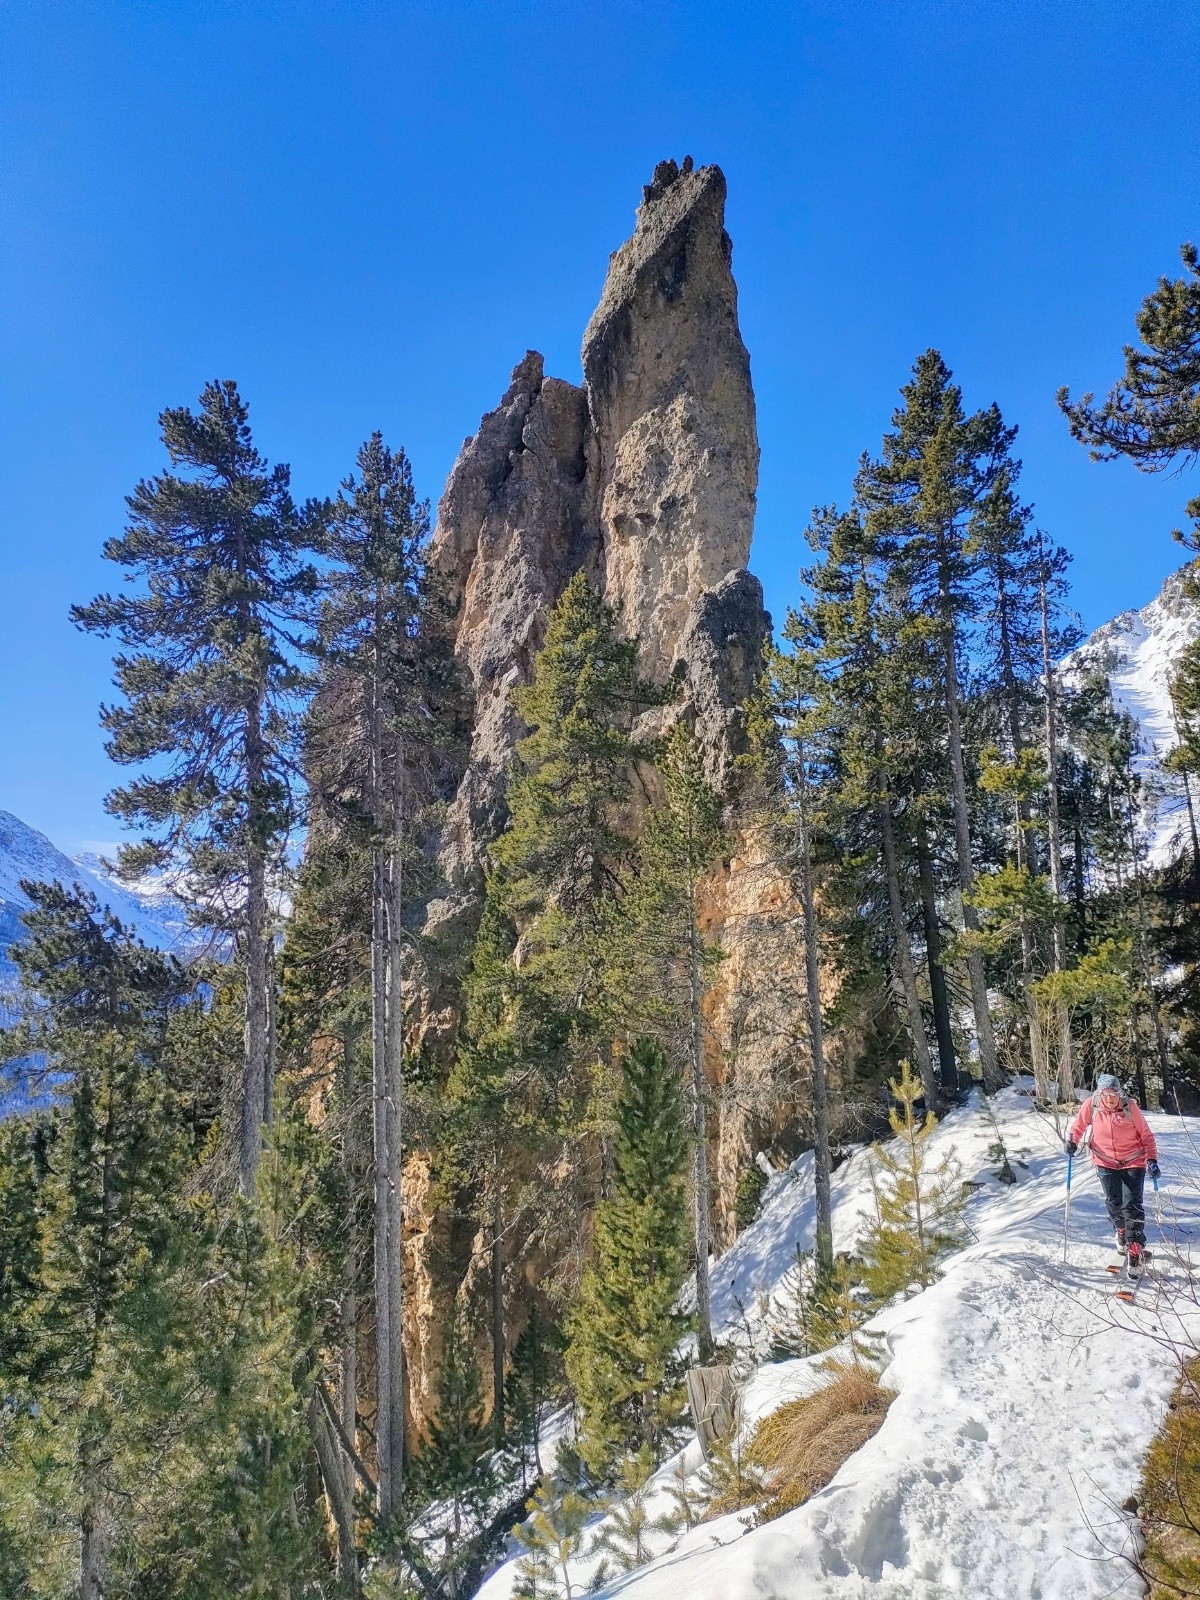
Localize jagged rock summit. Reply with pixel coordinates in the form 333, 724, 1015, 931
427, 158, 767, 926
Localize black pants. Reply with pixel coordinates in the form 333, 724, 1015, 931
1098, 1166, 1146, 1245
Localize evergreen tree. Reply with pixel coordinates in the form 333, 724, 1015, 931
605, 725, 726, 1357
1059, 242, 1200, 547
494, 571, 652, 1014
447, 882, 570, 1442
512, 1481, 590, 1600
856, 352, 1015, 1084
859, 1060, 964, 1302
565, 1037, 691, 1478
72, 381, 319, 1197
311, 430, 458, 1515
503, 1305, 564, 1493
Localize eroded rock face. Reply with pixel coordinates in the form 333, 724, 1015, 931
426, 352, 594, 933
583, 159, 760, 682
427, 159, 764, 907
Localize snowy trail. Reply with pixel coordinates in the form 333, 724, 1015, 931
479, 1089, 1200, 1600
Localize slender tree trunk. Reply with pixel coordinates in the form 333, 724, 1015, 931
688, 878, 715, 1362
1126, 795, 1169, 1109
878, 796, 940, 1112
915, 819, 958, 1091
491, 1157, 505, 1445
937, 561, 999, 1084
339, 1023, 360, 1510
370, 667, 393, 1519
1170, 703, 1200, 873
309, 1391, 359, 1595
384, 748, 406, 1500
240, 693, 269, 1198
263, 941, 278, 1130
79, 1430, 107, 1600
1036, 556, 1075, 1107
797, 749, 833, 1275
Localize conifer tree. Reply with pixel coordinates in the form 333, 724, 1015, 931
856, 352, 1014, 1084
859, 1061, 965, 1302
494, 571, 651, 1015
1059, 242, 1200, 546
566, 1036, 691, 1477
605, 725, 726, 1356
311, 430, 457, 1515
72, 381, 318, 1197
512, 1480, 590, 1600
448, 881, 571, 1442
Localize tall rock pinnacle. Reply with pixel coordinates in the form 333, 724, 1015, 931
583, 158, 760, 681
426, 158, 767, 929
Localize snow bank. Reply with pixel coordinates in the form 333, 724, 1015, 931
480, 1088, 1200, 1599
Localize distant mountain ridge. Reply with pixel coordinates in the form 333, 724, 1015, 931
1063, 562, 1200, 867
0, 810, 195, 1006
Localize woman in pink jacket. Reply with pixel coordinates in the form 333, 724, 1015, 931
1066, 1073, 1160, 1269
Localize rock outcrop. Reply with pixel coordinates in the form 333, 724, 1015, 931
427, 157, 764, 929
584, 158, 759, 684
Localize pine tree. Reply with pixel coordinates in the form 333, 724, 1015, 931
494, 571, 652, 1014
311, 430, 459, 1515
1059, 242, 1200, 547
589, 1447, 656, 1573
512, 1480, 590, 1600
0, 885, 196, 1599
71, 380, 318, 1197
565, 1037, 691, 1478
414, 1303, 495, 1568
503, 1305, 563, 1492
447, 881, 571, 1442
859, 1060, 965, 1302
856, 352, 1016, 1085
605, 725, 726, 1357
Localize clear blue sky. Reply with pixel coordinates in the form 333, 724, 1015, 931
3, 1, 1199, 852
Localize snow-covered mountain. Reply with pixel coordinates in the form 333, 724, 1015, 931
1063, 562, 1200, 866
0, 809, 194, 1001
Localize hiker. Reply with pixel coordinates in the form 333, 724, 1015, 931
1064, 1073, 1160, 1269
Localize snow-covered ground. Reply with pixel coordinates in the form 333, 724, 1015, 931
1064, 562, 1200, 867
480, 1087, 1200, 1600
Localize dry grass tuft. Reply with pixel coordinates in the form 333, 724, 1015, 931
748, 1360, 896, 1523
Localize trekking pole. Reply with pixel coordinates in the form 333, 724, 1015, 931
1063, 1153, 1073, 1264
1153, 1174, 1161, 1229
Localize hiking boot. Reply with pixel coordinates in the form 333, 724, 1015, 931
1116, 1228, 1127, 1256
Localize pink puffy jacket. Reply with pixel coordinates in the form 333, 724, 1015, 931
1069, 1094, 1158, 1172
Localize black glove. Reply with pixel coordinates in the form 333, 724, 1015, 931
1064, 1139, 1078, 1158
1148, 1160, 1161, 1180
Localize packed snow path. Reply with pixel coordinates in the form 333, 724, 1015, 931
480, 1088, 1200, 1600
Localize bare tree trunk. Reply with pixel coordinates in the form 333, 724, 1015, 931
915, 818, 959, 1092
1039, 549, 1074, 1102
370, 667, 393, 1518
491, 1156, 505, 1445
798, 748, 833, 1275
240, 691, 269, 1197
384, 751, 406, 1502
688, 877, 715, 1362
878, 796, 940, 1113
937, 565, 999, 1084
309, 1391, 359, 1595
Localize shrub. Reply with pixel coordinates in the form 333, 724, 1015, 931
747, 1360, 896, 1524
